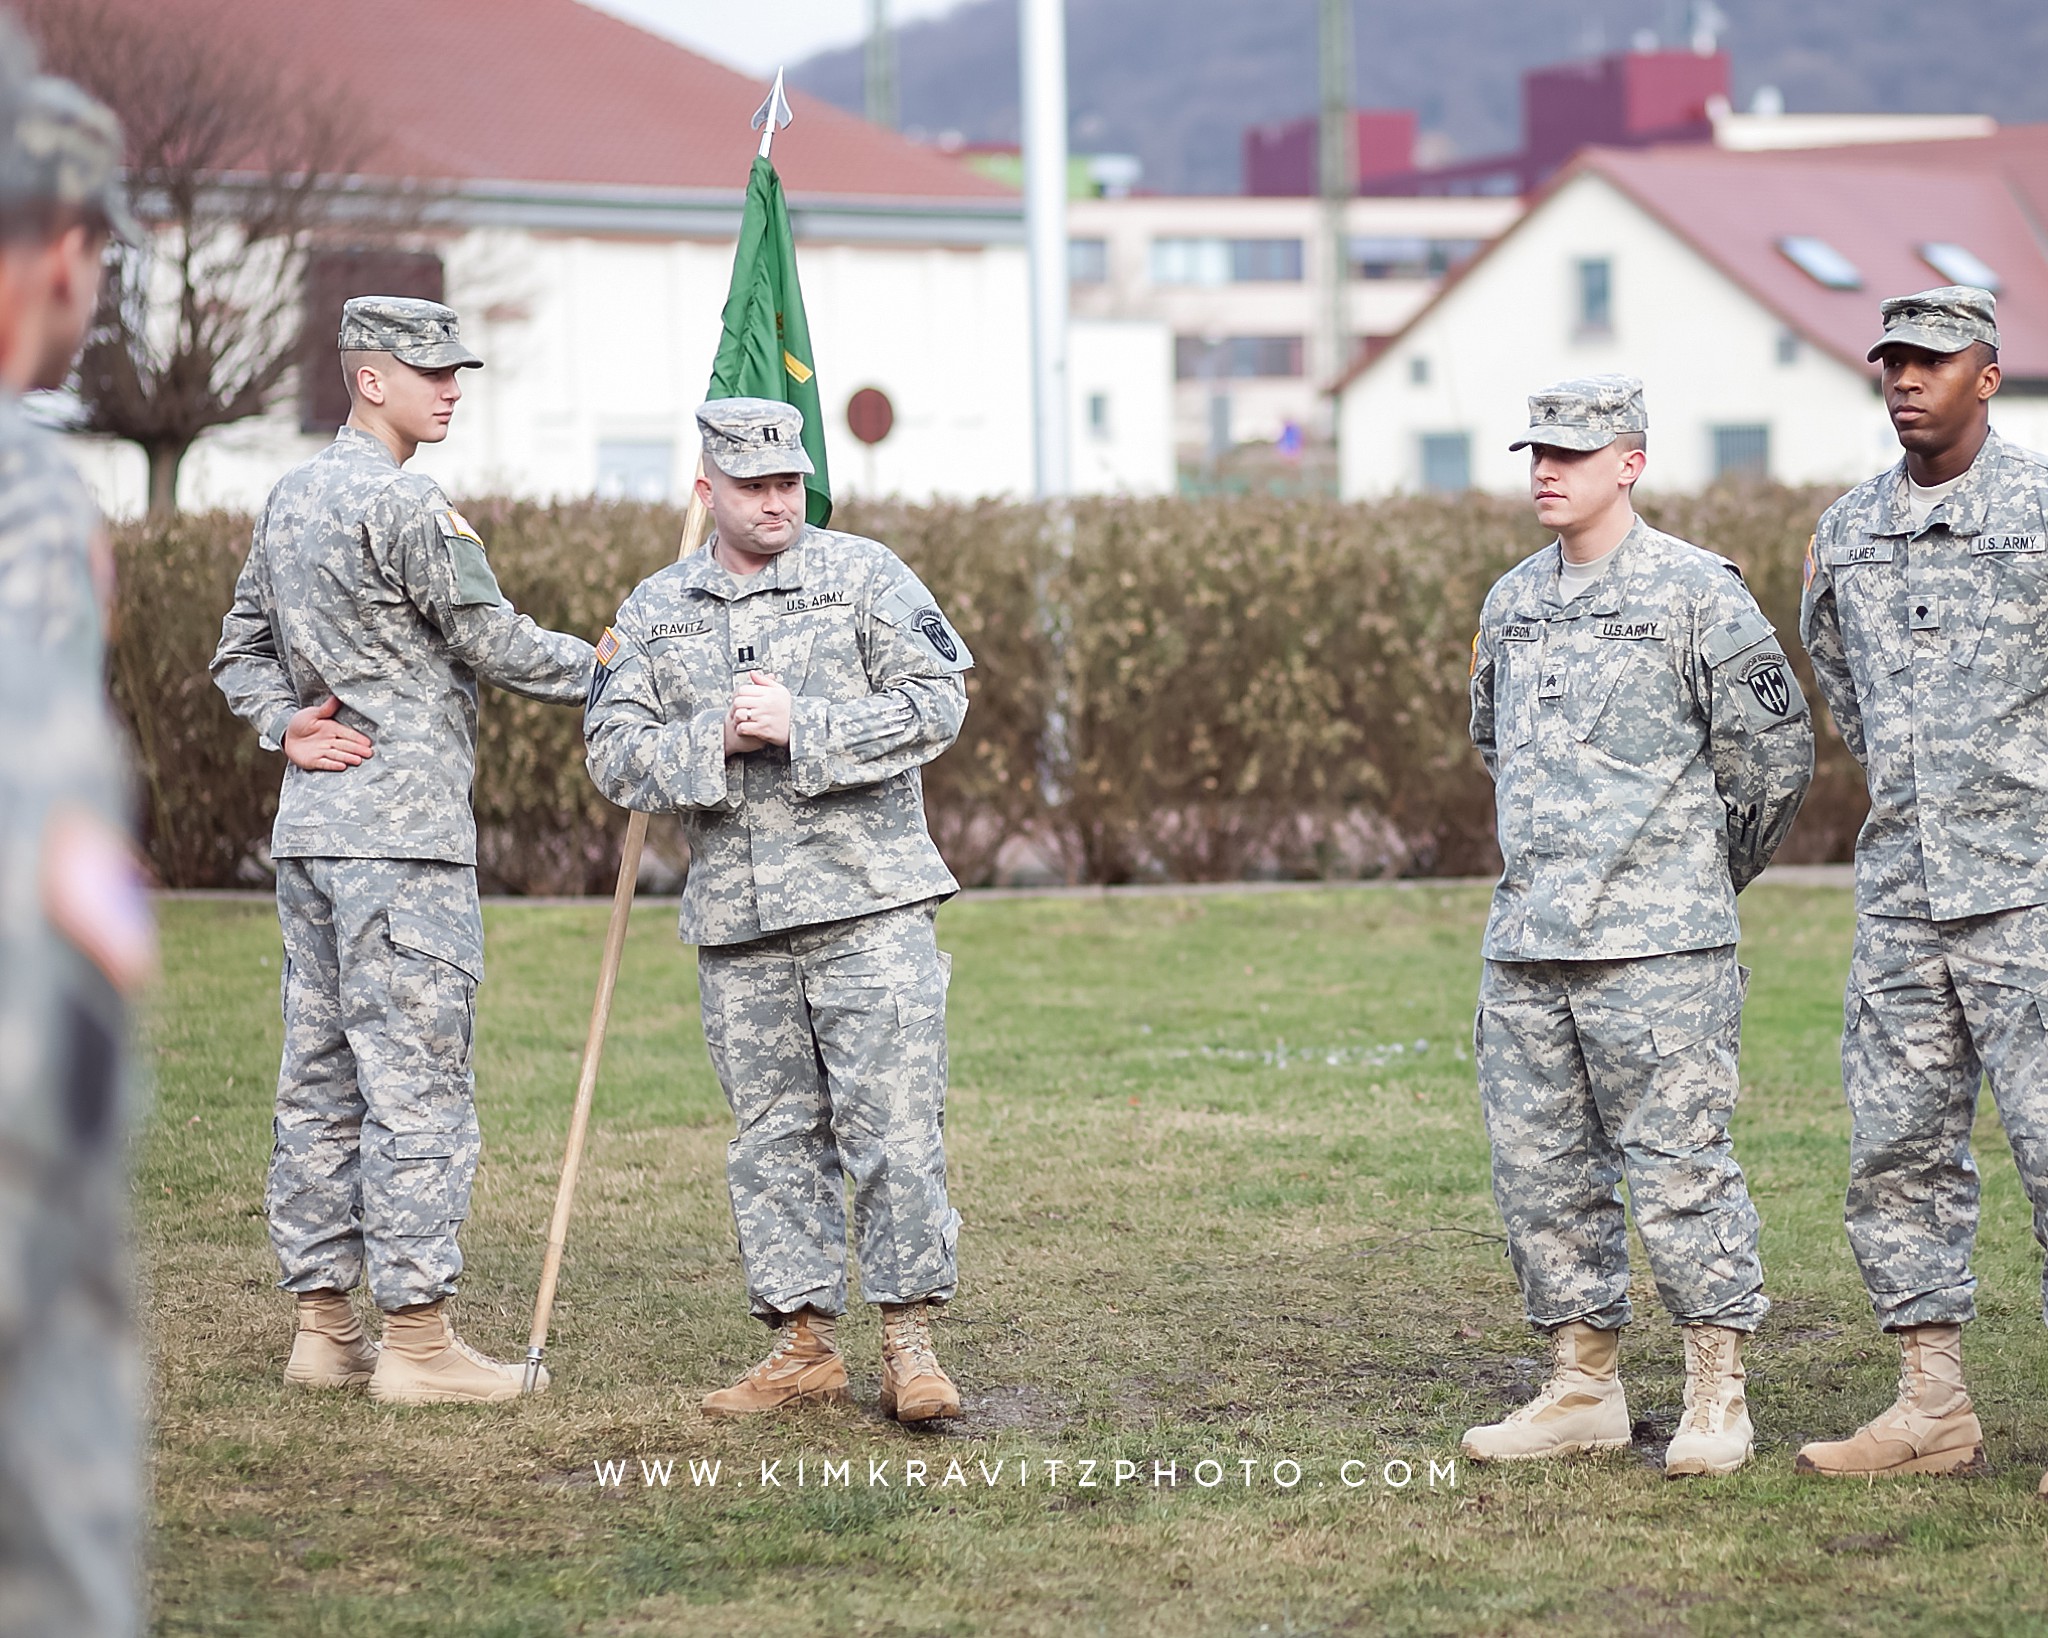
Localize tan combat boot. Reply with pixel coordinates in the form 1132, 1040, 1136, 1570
1796, 1324, 1985, 1478
282, 1290, 379, 1389
367, 1300, 542, 1405
701, 1310, 850, 1418
1462, 1321, 1631, 1462
878, 1301, 961, 1423
1665, 1325, 1754, 1477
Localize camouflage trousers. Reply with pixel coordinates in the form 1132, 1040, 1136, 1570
1842, 905, 2048, 1331
1476, 946, 1767, 1332
0, 946, 139, 1638
269, 858, 484, 1312
697, 899, 961, 1322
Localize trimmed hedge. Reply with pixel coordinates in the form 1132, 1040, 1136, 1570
110, 486, 1864, 891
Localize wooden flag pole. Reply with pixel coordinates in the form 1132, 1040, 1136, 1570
522, 472, 713, 1393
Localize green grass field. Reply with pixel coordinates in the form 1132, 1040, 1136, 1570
144, 883, 2048, 1636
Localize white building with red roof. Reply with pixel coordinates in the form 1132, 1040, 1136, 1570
64, 0, 1174, 511
1335, 136, 2048, 498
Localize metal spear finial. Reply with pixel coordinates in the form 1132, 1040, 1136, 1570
753, 68, 794, 159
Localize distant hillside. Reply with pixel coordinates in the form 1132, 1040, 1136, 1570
792, 0, 2048, 195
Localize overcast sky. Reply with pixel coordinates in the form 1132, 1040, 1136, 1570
578, 0, 969, 77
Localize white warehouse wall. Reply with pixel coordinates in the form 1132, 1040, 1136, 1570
62, 225, 1039, 517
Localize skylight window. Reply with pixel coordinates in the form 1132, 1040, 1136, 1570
1778, 236, 1863, 290
1920, 242, 2001, 293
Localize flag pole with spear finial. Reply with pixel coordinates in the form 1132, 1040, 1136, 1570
520, 71, 800, 1396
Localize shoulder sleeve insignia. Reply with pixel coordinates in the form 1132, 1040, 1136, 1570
1802, 533, 1817, 591
437, 507, 485, 546
595, 627, 622, 667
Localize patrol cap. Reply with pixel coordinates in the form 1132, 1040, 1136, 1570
1866, 285, 1999, 362
0, 75, 140, 244
697, 397, 814, 478
337, 296, 483, 370
1509, 374, 1648, 452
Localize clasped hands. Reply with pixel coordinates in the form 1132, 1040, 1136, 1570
723, 670, 791, 756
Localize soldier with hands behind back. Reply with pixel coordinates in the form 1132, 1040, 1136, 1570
585, 399, 970, 1422
211, 298, 593, 1404
1796, 288, 2048, 1483
1462, 376, 1812, 1477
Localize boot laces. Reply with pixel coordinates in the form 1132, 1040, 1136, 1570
744, 1319, 828, 1381
1678, 1330, 1738, 1434
884, 1311, 939, 1376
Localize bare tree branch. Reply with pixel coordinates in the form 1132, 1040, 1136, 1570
22, 0, 441, 514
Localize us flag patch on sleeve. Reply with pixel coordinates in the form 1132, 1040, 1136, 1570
595, 627, 622, 667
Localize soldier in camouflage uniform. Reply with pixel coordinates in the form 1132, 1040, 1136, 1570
585, 398, 970, 1421
1796, 288, 2048, 1483
1462, 377, 1813, 1475
212, 297, 593, 1404
0, 69, 152, 1638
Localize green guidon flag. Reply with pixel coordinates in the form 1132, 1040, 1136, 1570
709, 154, 832, 527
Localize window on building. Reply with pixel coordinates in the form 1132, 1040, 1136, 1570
1420, 432, 1471, 494
1173, 335, 1305, 380
1349, 236, 1487, 280
1575, 258, 1613, 335
1230, 238, 1304, 281
299, 246, 445, 432
1087, 392, 1111, 440
1069, 237, 1109, 285
1919, 242, 2001, 293
1778, 236, 1862, 290
1409, 355, 1431, 386
596, 439, 676, 502
1776, 329, 1800, 366
1711, 424, 1771, 480
1152, 237, 1303, 285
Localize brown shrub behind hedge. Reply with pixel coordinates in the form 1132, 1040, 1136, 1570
110, 484, 1864, 891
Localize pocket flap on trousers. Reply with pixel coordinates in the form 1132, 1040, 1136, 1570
896, 990, 941, 1027
392, 1130, 457, 1161
1651, 985, 1742, 1057
386, 909, 483, 983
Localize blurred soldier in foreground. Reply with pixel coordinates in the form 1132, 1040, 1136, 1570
211, 297, 592, 1404
1463, 376, 1812, 1476
585, 398, 970, 1421
1796, 288, 2048, 1483
0, 68, 153, 1638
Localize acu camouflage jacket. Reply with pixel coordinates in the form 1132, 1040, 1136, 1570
1471, 518, 1813, 961
1800, 429, 2048, 921
210, 428, 593, 865
584, 527, 969, 948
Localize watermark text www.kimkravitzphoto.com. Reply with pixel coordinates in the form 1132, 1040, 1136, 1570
582, 1453, 1460, 1495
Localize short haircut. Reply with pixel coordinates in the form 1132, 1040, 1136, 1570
0, 199, 102, 250
1971, 340, 2000, 369
1613, 431, 1647, 455
340, 349, 387, 403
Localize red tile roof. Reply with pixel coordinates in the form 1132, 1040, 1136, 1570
1335, 138, 2048, 393
1780, 124, 2048, 228
99, 0, 1013, 203
1588, 144, 2048, 380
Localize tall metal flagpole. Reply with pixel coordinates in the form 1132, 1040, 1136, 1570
1319, 0, 1354, 455
1021, 0, 1069, 499
521, 74, 794, 1396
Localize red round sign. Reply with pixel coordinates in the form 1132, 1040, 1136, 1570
846, 387, 895, 446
